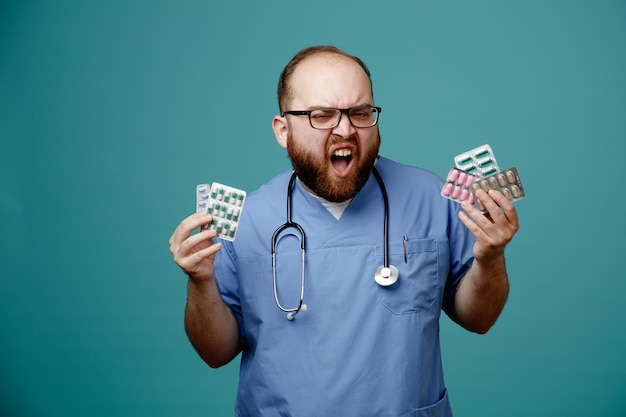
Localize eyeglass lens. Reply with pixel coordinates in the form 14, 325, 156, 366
310, 107, 379, 129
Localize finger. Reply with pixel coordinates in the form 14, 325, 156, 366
473, 189, 514, 229
479, 190, 519, 236
173, 229, 219, 269
467, 190, 519, 245
177, 240, 223, 272
461, 192, 494, 229
460, 193, 505, 244
459, 200, 491, 239
175, 228, 218, 259
472, 189, 503, 220
488, 189, 520, 230
458, 207, 484, 238
169, 212, 213, 250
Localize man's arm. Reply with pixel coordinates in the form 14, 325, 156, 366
170, 212, 242, 368
451, 189, 519, 334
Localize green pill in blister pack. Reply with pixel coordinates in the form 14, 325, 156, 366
454, 144, 500, 177
196, 182, 246, 241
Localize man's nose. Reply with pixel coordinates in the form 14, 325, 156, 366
332, 111, 356, 138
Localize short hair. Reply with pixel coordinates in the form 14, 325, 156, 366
277, 45, 373, 113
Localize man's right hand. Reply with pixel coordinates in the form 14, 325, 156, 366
169, 212, 223, 284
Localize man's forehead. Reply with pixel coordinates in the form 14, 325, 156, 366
288, 53, 373, 105
292, 52, 363, 78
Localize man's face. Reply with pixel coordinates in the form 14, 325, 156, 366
281, 53, 380, 202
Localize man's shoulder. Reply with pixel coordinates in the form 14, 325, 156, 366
376, 156, 442, 183
245, 170, 293, 204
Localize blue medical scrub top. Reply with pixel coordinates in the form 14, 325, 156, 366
214, 156, 475, 417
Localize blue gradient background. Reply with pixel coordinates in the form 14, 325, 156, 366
1, 1, 625, 416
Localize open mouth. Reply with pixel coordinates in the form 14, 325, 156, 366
330, 148, 353, 178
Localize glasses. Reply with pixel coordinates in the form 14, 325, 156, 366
282, 106, 382, 129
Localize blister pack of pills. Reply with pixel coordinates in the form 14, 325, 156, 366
468, 167, 525, 212
441, 144, 526, 212
441, 167, 479, 205
196, 182, 246, 241
454, 144, 500, 177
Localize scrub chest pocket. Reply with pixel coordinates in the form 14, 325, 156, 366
374, 237, 439, 314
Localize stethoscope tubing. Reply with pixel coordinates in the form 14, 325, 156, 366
371, 166, 390, 270
271, 173, 306, 316
271, 165, 393, 319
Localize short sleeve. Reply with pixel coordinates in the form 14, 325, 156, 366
442, 200, 475, 315
213, 239, 246, 339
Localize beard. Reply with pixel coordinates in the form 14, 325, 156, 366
286, 130, 380, 202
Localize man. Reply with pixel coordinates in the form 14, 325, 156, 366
169, 45, 519, 416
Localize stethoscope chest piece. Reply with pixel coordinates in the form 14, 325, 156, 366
374, 265, 399, 287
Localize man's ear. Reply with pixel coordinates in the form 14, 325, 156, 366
272, 115, 289, 149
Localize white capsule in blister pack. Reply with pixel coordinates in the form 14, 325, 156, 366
454, 144, 500, 177
196, 182, 246, 241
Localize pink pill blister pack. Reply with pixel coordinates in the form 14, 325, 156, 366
196, 182, 246, 241
441, 144, 526, 212
441, 167, 480, 205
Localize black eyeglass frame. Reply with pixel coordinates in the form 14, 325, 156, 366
281, 106, 382, 130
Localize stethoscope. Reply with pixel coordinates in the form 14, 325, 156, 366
271, 166, 399, 320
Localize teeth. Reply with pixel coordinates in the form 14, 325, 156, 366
333, 149, 352, 157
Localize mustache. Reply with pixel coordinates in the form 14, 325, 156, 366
329, 134, 358, 147
329, 127, 380, 146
